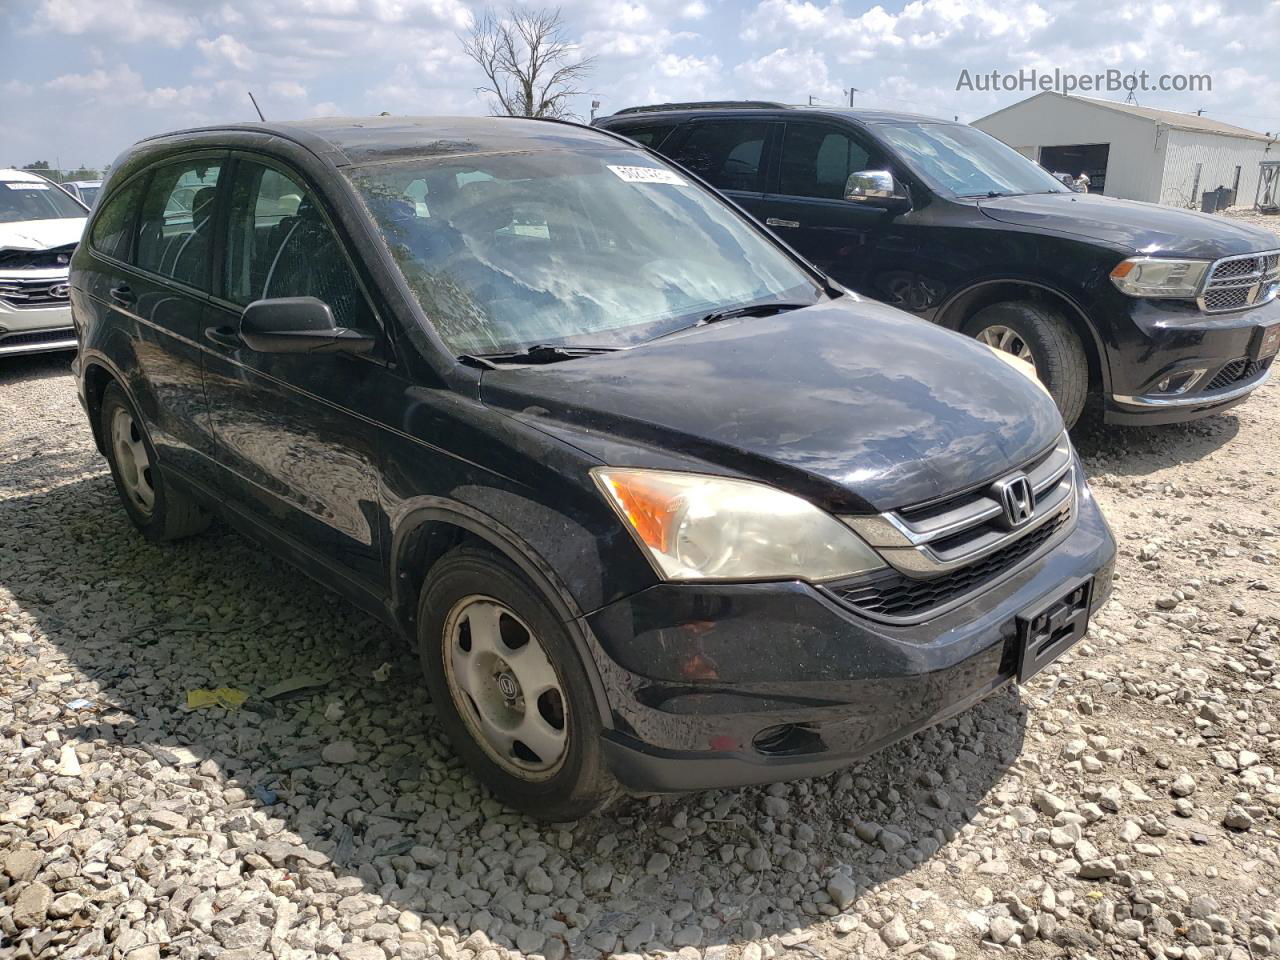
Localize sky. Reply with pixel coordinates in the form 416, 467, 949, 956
3, 0, 1278, 172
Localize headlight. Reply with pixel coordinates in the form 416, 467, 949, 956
983, 343, 1050, 396
593, 468, 885, 582
1110, 257, 1209, 298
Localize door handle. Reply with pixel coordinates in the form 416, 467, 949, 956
109, 283, 135, 305
204, 325, 242, 349
765, 217, 800, 228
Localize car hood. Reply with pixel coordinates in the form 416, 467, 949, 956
0, 218, 85, 253
480, 299, 1064, 513
978, 193, 1277, 259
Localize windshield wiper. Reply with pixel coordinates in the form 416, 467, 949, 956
464, 343, 622, 366
958, 190, 1013, 199
647, 300, 813, 343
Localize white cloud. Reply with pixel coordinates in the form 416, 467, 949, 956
198, 33, 255, 71
31, 0, 199, 46
269, 80, 309, 99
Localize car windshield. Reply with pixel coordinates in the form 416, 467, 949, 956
0, 179, 87, 222
875, 122, 1071, 199
79, 185, 101, 206
347, 147, 821, 356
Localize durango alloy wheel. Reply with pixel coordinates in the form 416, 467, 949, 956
964, 300, 1090, 428
975, 323, 1037, 370
418, 545, 618, 819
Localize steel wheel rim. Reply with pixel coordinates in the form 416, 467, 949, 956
110, 407, 155, 516
442, 595, 569, 781
976, 324, 1037, 370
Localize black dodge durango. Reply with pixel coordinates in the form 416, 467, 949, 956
70, 116, 1116, 818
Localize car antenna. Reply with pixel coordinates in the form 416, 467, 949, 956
248, 91, 266, 122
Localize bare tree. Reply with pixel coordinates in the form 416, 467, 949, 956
461, 7, 595, 119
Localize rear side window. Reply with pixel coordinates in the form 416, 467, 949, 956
89, 179, 146, 262
135, 160, 222, 290
779, 125, 873, 200
668, 120, 772, 192
609, 122, 679, 148
223, 160, 372, 330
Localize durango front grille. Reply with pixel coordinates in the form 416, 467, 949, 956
1204, 356, 1274, 392
1198, 251, 1280, 313
0, 277, 71, 309
828, 509, 1072, 622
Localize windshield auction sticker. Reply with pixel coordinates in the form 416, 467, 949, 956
607, 165, 689, 186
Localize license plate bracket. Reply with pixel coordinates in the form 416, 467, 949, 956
1016, 577, 1094, 683
1251, 321, 1280, 361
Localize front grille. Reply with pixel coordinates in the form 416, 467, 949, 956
1199, 251, 1280, 313
828, 509, 1073, 622
844, 434, 1074, 577
0, 276, 71, 309
1205, 356, 1274, 392
0, 329, 75, 348
0, 243, 76, 270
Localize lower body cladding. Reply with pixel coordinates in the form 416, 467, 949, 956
584, 487, 1115, 793
1104, 297, 1279, 425
0, 294, 76, 358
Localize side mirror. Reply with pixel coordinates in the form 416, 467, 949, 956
844, 170, 910, 210
239, 297, 375, 355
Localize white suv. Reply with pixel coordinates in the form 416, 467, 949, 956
1, 168, 88, 357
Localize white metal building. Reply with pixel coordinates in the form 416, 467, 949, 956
972, 93, 1277, 209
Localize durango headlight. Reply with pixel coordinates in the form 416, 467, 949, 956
1110, 257, 1210, 298
593, 468, 885, 582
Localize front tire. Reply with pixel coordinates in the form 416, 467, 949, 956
964, 300, 1089, 428
417, 545, 618, 820
100, 382, 210, 542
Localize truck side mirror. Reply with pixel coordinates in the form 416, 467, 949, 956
845, 170, 910, 210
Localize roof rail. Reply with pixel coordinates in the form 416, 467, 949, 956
612, 101, 788, 116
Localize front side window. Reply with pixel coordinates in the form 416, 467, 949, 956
223, 161, 369, 330
668, 121, 772, 193
347, 146, 819, 357
89, 178, 147, 262
875, 122, 1070, 198
0, 179, 87, 223
779, 125, 874, 200
135, 160, 222, 289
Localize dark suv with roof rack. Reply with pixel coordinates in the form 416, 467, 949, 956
596, 102, 1280, 427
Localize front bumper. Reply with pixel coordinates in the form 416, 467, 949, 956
0, 273, 75, 357
583, 483, 1115, 793
1103, 294, 1279, 425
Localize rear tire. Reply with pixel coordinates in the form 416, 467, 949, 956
100, 382, 210, 542
964, 300, 1089, 429
417, 544, 619, 820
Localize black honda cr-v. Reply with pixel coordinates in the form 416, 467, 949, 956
70, 116, 1115, 818
596, 102, 1280, 428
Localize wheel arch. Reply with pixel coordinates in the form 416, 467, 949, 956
81, 354, 130, 456
389, 499, 614, 729
935, 279, 1110, 396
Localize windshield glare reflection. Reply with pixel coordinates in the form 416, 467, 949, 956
347, 148, 819, 356
877, 122, 1071, 199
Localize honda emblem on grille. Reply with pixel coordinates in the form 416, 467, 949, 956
994, 473, 1035, 528
48, 284, 70, 299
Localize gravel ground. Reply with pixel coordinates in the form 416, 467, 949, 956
1, 350, 1278, 960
